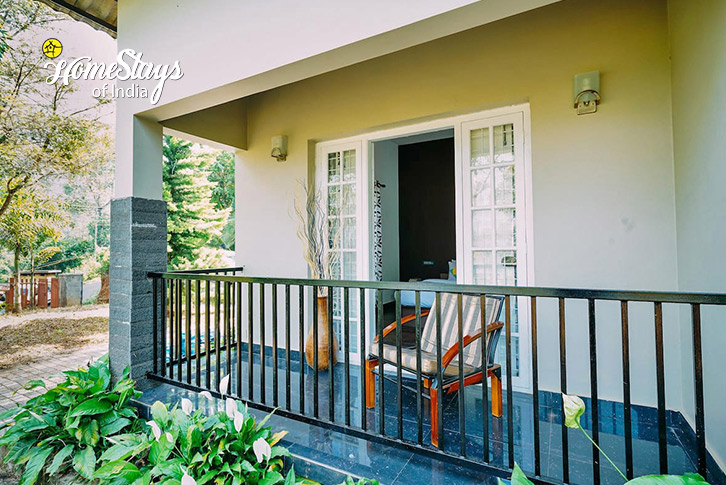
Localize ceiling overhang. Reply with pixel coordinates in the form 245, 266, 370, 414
37, 0, 117, 38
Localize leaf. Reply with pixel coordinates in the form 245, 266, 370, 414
270, 430, 287, 446
256, 409, 277, 430
284, 467, 296, 485
259, 471, 284, 485
69, 397, 113, 417
101, 417, 131, 435
0, 407, 20, 421
99, 443, 139, 462
149, 432, 175, 465
18, 445, 53, 485
113, 378, 136, 395
24, 380, 45, 390
93, 460, 142, 481
151, 401, 169, 423
270, 446, 290, 459
562, 394, 586, 429
500, 463, 535, 485
47, 444, 74, 476
625, 474, 709, 484
73, 446, 96, 479
80, 418, 100, 446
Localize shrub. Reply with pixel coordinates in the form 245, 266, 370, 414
0, 355, 140, 484
93, 396, 297, 484
0, 363, 379, 485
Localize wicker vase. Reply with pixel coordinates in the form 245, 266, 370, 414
305, 296, 338, 370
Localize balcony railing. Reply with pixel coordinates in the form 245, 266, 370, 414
147, 269, 726, 484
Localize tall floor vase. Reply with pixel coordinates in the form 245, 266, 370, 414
305, 296, 338, 370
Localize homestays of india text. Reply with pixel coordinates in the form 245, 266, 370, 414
45, 48, 183, 105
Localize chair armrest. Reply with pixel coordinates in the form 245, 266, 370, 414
373, 310, 430, 342
441, 321, 504, 368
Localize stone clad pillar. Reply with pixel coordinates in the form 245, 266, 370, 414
109, 116, 165, 385
109, 197, 167, 385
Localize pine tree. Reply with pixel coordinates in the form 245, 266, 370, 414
207, 151, 235, 250
163, 136, 229, 269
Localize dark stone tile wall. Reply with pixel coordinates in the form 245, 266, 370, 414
109, 197, 167, 387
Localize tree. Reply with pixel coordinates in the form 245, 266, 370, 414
209, 151, 235, 210
0, 191, 65, 311
0, 0, 106, 219
163, 136, 230, 269
64, 130, 114, 250
208, 150, 235, 250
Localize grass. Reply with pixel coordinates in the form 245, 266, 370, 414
0, 316, 108, 369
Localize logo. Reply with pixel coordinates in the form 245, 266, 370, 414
42, 38, 62, 59
45, 48, 183, 105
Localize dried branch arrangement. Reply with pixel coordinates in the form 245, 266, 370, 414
294, 180, 340, 296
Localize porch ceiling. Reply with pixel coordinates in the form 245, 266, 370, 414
140, 0, 562, 123
37, 0, 117, 38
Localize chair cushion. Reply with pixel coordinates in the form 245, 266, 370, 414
369, 343, 476, 377
419, 293, 503, 368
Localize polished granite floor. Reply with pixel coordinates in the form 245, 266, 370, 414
146, 350, 725, 485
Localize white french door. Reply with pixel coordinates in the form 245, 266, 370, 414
459, 112, 531, 390
315, 105, 533, 389
316, 141, 365, 362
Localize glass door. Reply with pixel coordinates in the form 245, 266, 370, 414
460, 112, 531, 390
318, 141, 364, 361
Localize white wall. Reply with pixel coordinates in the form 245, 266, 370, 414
237, 0, 680, 409
114, 0, 560, 198
669, 0, 726, 469
373, 140, 400, 303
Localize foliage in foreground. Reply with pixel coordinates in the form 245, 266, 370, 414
0, 355, 141, 484
499, 394, 711, 485
0, 359, 378, 485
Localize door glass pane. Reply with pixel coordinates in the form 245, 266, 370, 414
495, 208, 516, 247
494, 165, 515, 205
470, 128, 490, 166
496, 250, 517, 285
330, 258, 340, 279
342, 217, 356, 249
328, 152, 341, 182
333, 288, 342, 318
471, 169, 492, 207
497, 336, 519, 377
472, 209, 492, 248
472, 251, 493, 284
343, 150, 356, 181
328, 218, 340, 249
343, 252, 356, 279
342, 184, 356, 216
494, 124, 514, 164
327, 186, 340, 216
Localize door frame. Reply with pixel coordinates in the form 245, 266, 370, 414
315, 103, 534, 389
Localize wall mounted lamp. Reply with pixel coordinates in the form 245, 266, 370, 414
271, 135, 288, 162
573, 71, 601, 115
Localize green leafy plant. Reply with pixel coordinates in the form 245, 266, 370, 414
499, 394, 711, 485
0, 363, 379, 485
94, 375, 297, 484
0, 355, 140, 484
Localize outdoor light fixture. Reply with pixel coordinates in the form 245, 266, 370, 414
573, 71, 601, 115
271, 135, 288, 162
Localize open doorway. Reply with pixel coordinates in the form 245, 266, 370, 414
372, 129, 456, 314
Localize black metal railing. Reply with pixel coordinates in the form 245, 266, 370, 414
147, 271, 726, 485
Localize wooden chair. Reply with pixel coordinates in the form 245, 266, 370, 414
365, 293, 504, 447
